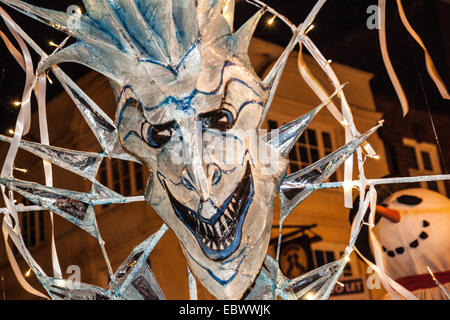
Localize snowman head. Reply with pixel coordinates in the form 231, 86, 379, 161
373, 189, 450, 280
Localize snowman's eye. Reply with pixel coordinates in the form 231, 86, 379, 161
396, 195, 423, 206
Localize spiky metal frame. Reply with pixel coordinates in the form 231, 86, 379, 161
0, 0, 448, 300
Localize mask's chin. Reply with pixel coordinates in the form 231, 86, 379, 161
160, 162, 254, 261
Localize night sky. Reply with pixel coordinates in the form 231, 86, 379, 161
0, 0, 449, 135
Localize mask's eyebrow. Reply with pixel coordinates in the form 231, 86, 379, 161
117, 97, 143, 128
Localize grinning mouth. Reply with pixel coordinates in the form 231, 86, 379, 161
162, 163, 254, 261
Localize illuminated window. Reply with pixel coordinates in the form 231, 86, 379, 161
97, 159, 147, 210
403, 138, 446, 195
268, 119, 338, 181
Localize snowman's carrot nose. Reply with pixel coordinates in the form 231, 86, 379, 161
376, 205, 401, 223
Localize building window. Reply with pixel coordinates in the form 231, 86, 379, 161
20, 199, 45, 248
268, 119, 338, 181
97, 159, 147, 209
403, 138, 446, 195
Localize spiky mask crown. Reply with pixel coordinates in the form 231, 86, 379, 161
6, 0, 263, 90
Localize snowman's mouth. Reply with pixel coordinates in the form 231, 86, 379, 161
382, 220, 430, 258
162, 163, 254, 261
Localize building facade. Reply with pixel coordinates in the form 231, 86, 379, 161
0, 37, 406, 300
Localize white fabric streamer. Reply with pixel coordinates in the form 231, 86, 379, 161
395, 0, 450, 101
363, 186, 419, 300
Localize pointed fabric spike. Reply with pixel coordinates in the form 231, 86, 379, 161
91, 182, 124, 202
245, 255, 296, 300
170, 0, 199, 54
283, 260, 343, 300
263, 84, 346, 157
104, 0, 170, 62
198, 0, 234, 51
263, 104, 325, 158
110, 224, 168, 299
232, 9, 264, 66
198, 0, 225, 29
52, 70, 119, 156
0, 178, 100, 237
259, 28, 300, 129
280, 123, 383, 220
0, 134, 104, 181
133, 0, 183, 64
0, 0, 119, 49
43, 277, 111, 300
37, 41, 130, 84
222, 0, 235, 30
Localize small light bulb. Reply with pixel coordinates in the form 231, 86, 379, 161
8, 129, 14, 135
25, 268, 31, 277
13, 101, 21, 107
49, 41, 59, 47
46, 73, 54, 84
268, 16, 276, 25
304, 293, 315, 300
306, 24, 315, 33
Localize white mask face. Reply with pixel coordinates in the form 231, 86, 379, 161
116, 48, 287, 299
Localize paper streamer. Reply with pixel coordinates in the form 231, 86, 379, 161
364, 186, 419, 300
395, 0, 450, 101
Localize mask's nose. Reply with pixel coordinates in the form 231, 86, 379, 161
182, 164, 221, 201
179, 117, 217, 201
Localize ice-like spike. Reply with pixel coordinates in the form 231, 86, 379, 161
263, 84, 346, 157
52, 70, 119, 156
104, 0, 169, 62
111, 224, 168, 299
37, 42, 130, 84
283, 260, 343, 300
0, 0, 120, 50
259, 27, 300, 128
245, 255, 296, 300
222, 0, 235, 30
91, 182, 124, 201
263, 105, 325, 158
0, 177, 100, 237
280, 122, 383, 220
0, 134, 104, 181
133, 0, 183, 64
232, 9, 264, 66
43, 277, 111, 300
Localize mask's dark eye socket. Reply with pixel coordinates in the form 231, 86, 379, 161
141, 121, 176, 148
199, 109, 235, 132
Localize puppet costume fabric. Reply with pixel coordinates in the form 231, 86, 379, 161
373, 189, 450, 300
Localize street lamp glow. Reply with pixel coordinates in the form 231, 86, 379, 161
268, 15, 276, 25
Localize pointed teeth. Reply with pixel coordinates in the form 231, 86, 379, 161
224, 210, 233, 220
220, 215, 228, 229
214, 223, 223, 237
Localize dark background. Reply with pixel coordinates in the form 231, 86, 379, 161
0, 0, 449, 154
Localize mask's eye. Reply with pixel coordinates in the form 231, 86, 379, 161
200, 109, 235, 132
141, 121, 176, 148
